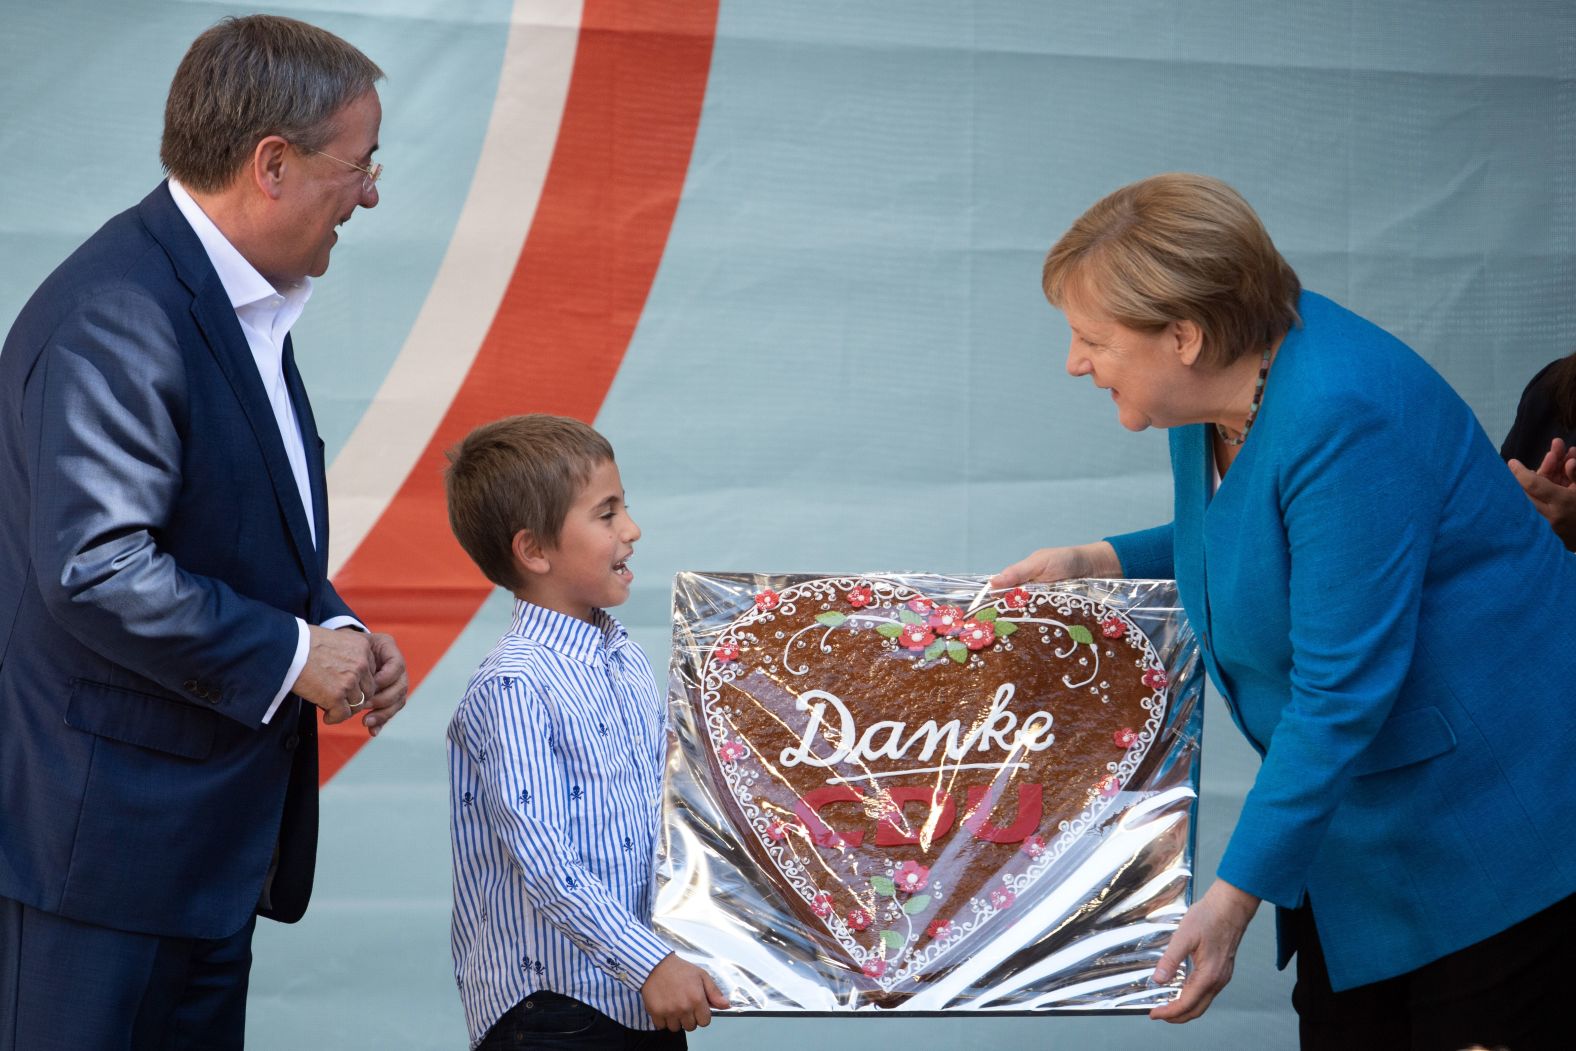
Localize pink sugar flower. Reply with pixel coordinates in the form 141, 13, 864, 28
927, 605, 965, 636
959, 619, 996, 650
893, 861, 930, 893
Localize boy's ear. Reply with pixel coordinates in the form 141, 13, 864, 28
511, 528, 551, 577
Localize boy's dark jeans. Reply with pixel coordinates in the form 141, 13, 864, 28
476, 990, 688, 1050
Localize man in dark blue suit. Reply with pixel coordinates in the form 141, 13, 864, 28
0, 15, 410, 1048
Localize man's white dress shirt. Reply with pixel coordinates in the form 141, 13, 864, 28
167, 179, 360, 720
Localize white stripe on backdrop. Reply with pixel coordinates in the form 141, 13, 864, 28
327, 0, 583, 575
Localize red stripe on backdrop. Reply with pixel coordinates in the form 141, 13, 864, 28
321, 0, 720, 783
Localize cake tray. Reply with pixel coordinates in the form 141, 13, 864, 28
658, 571, 1202, 1014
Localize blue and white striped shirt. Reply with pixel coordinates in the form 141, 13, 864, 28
448, 600, 674, 1046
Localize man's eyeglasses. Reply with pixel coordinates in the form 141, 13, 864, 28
304, 147, 382, 193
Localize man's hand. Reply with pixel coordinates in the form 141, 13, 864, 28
641, 953, 730, 1032
1149, 879, 1261, 1024
361, 632, 409, 737
292, 624, 375, 724
990, 541, 1123, 589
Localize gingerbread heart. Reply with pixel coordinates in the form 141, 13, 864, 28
689, 575, 1173, 1005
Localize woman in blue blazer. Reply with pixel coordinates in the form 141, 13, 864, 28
996, 173, 1576, 1048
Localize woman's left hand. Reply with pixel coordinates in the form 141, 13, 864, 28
1149, 879, 1261, 1023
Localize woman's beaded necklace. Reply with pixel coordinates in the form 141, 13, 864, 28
1215, 344, 1273, 447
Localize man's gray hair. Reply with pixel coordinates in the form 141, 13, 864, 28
161, 14, 383, 193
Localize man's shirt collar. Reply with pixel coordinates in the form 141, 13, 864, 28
165, 177, 312, 319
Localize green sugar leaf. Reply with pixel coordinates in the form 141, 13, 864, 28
946, 640, 968, 664
995, 620, 1018, 637
870, 875, 897, 896
973, 607, 998, 622
902, 894, 931, 915
876, 623, 904, 639
898, 610, 924, 626
880, 929, 905, 950
924, 640, 945, 661
815, 611, 848, 628
1067, 625, 1094, 645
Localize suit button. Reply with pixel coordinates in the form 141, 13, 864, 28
283, 733, 300, 751
184, 679, 199, 694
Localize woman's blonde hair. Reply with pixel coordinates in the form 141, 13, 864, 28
1043, 173, 1301, 368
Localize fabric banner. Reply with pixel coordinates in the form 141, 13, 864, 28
2, 2, 1572, 1047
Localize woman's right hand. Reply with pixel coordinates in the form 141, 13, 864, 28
990, 541, 1123, 588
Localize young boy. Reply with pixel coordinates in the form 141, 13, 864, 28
444, 414, 728, 1049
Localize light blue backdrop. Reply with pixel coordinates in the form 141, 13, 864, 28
3, 2, 1571, 1048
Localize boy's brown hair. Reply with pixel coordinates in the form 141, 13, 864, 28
444, 414, 614, 590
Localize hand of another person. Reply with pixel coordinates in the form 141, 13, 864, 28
292, 624, 376, 724
359, 632, 409, 738
1508, 438, 1576, 551
1532, 436, 1576, 486
1149, 879, 1261, 1024
640, 953, 730, 1032
990, 540, 1122, 589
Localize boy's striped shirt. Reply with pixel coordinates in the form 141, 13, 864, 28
448, 600, 672, 1046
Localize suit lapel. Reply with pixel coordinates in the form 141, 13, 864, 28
1172, 422, 1255, 743
282, 338, 331, 582
138, 183, 319, 583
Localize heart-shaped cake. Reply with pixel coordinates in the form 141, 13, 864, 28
688, 575, 1173, 1005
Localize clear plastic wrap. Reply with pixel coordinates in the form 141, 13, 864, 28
658, 572, 1202, 1013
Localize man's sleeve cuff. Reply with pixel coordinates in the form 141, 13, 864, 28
262, 618, 311, 724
